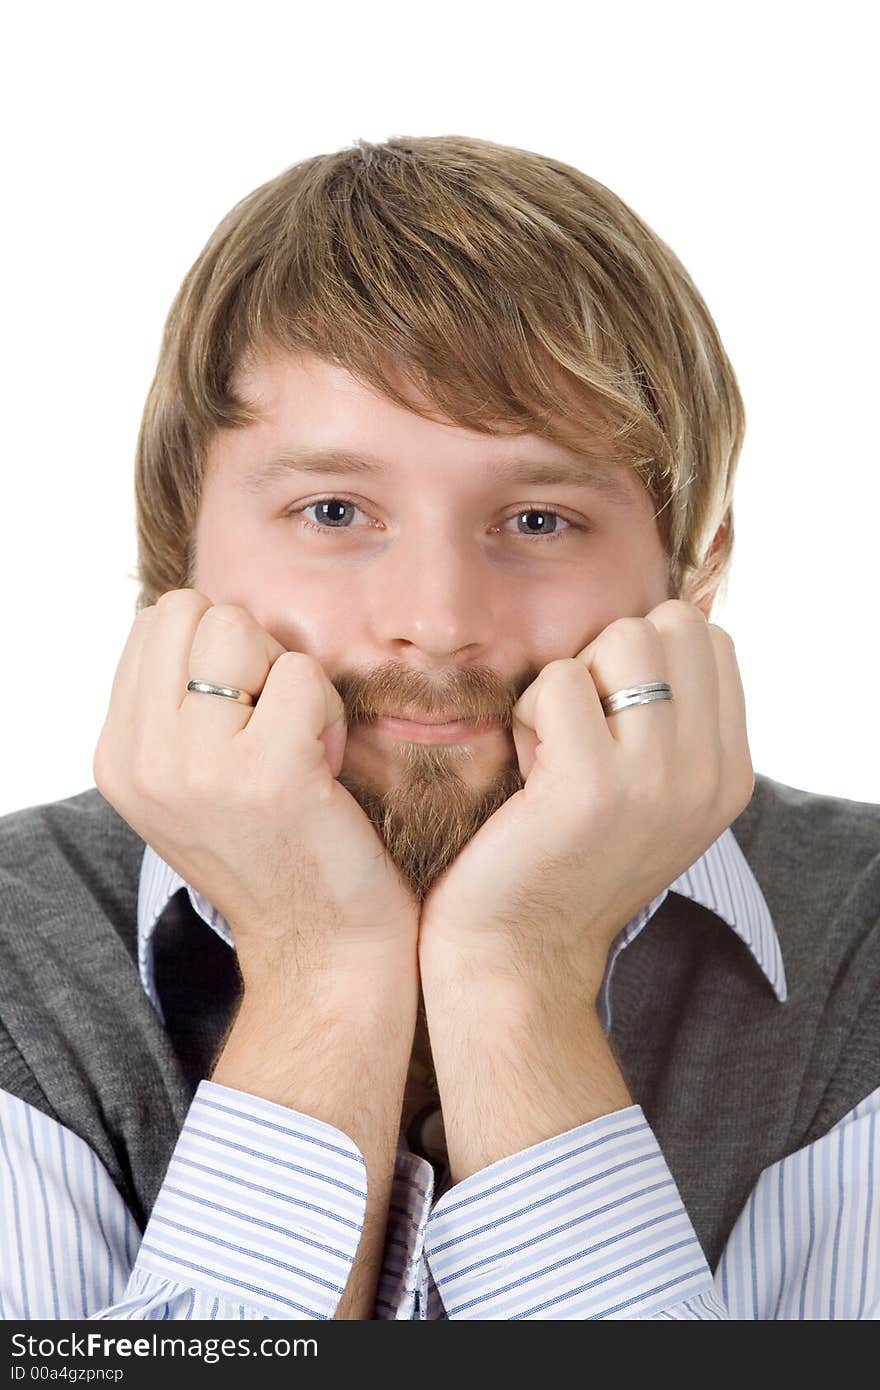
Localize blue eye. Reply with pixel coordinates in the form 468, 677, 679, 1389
287, 497, 583, 543
301, 499, 360, 529
506, 509, 571, 540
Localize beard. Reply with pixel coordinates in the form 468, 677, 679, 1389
336, 739, 525, 903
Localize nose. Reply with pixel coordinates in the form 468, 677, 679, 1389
368, 520, 497, 661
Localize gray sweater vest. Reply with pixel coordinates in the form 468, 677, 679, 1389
1, 774, 879, 1272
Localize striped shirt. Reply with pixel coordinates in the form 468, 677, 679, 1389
1, 827, 878, 1319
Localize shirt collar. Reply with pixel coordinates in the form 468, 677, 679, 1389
137, 825, 787, 1026
596, 825, 787, 1029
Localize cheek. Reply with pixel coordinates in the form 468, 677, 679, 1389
255, 570, 357, 664
191, 492, 269, 600
193, 502, 352, 659
515, 573, 646, 665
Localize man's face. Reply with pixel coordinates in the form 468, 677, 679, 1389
193, 351, 674, 900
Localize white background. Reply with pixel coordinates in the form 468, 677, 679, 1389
2, 0, 877, 815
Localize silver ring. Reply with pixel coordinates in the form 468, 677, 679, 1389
601, 681, 672, 716
186, 679, 256, 707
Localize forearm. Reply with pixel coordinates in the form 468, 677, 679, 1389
421, 961, 632, 1183
211, 947, 418, 1318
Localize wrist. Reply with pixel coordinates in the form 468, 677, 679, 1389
213, 963, 418, 1119
420, 928, 607, 1016
420, 969, 630, 1183
241, 934, 419, 1015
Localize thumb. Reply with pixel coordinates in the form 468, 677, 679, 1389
319, 674, 348, 779
511, 717, 539, 782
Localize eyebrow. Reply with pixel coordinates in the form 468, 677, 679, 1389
239, 446, 635, 505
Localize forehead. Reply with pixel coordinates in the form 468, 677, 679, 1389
225, 349, 646, 506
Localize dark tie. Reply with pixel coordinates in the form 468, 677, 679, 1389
151, 887, 244, 1092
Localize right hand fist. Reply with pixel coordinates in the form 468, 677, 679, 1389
93, 589, 419, 991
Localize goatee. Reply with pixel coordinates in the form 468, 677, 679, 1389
337, 742, 524, 902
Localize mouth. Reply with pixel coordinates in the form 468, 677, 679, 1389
365, 714, 502, 745
385, 707, 481, 725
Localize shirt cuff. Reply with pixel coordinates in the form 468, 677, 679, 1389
132, 1080, 368, 1319
424, 1104, 716, 1318
374, 1144, 435, 1319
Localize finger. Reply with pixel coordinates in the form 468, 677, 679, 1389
98, 604, 158, 734
581, 614, 671, 758
513, 657, 612, 783
708, 624, 755, 814
94, 607, 162, 792
180, 602, 289, 742
239, 650, 346, 779
139, 589, 215, 728
644, 600, 719, 774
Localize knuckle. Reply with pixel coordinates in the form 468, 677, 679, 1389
663, 599, 708, 624
708, 622, 736, 649
272, 649, 324, 683
155, 588, 204, 614
602, 616, 656, 648
613, 615, 654, 638
197, 603, 255, 635
544, 656, 582, 682
646, 599, 707, 634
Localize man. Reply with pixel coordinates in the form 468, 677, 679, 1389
1, 134, 878, 1321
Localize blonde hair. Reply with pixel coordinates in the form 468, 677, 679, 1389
134, 134, 744, 613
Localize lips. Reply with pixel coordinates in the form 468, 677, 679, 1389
384, 709, 474, 725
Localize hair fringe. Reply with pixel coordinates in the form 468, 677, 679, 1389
134, 134, 745, 613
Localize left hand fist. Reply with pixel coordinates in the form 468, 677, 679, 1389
418, 600, 755, 993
